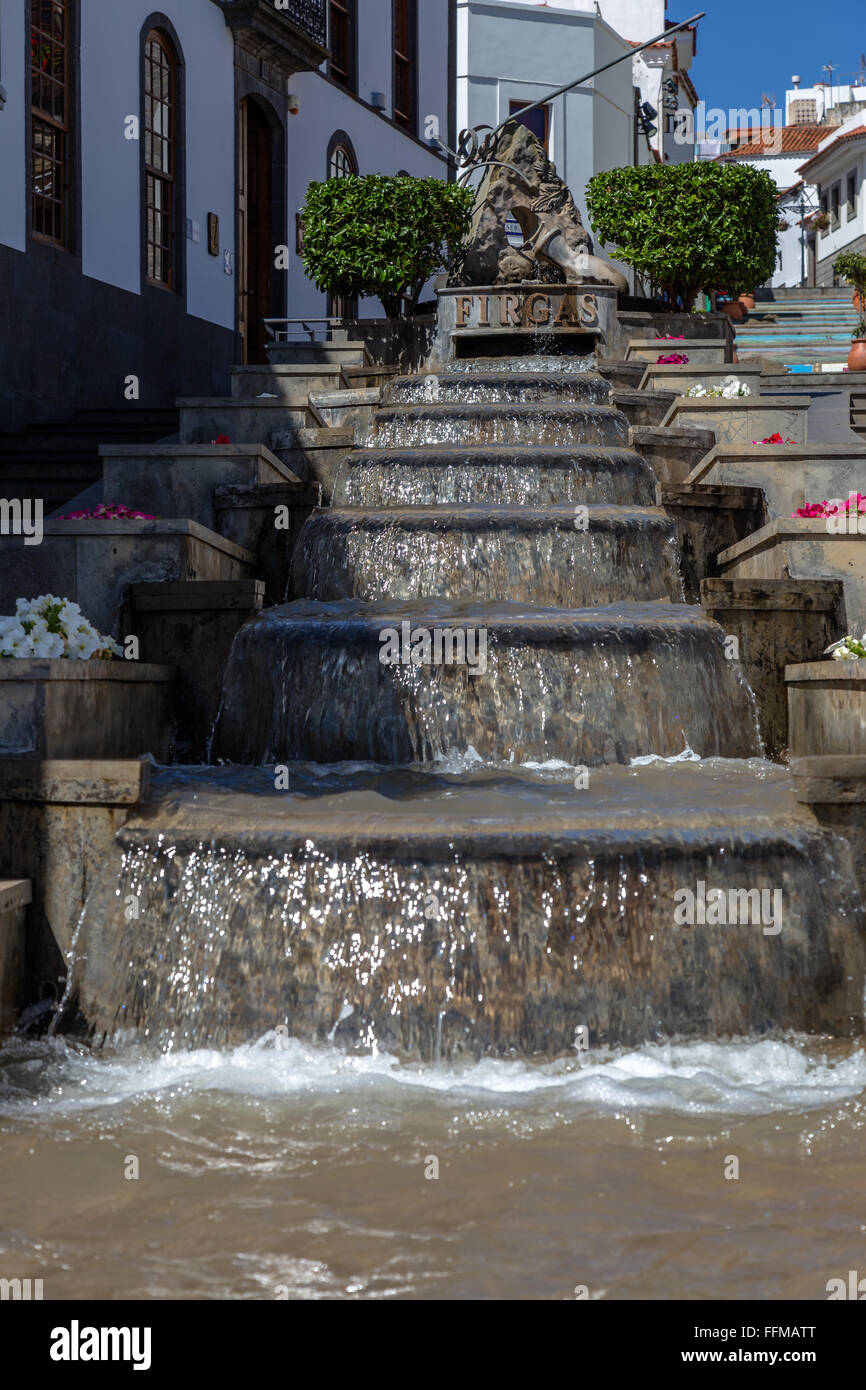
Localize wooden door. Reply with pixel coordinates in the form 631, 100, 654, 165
238, 99, 273, 364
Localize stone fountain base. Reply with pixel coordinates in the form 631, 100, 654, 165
71, 762, 866, 1056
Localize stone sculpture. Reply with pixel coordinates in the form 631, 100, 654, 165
451, 120, 627, 292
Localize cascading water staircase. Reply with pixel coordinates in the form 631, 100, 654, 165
71, 358, 865, 1055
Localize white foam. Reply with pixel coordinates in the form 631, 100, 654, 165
3, 1035, 865, 1120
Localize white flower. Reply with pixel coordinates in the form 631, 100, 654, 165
2, 595, 119, 661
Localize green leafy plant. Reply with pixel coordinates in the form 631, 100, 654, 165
301, 175, 474, 318
833, 253, 866, 339
585, 162, 778, 310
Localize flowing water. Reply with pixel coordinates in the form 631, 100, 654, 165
4, 352, 865, 1301
2, 1031, 866, 1299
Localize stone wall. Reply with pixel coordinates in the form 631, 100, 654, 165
0, 243, 236, 431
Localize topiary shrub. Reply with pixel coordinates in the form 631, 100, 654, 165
585, 162, 779, 310
301, 174, 474, 318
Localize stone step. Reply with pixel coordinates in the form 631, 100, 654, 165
382, 371, 612, 407
685, 442, 866, 520
213, 598, 760, 767
335, 443, 657, 507
100, 443, 300, 531
718, 518, 866, 632
92, 759, 863, 1049
0, 519, 256, 636
371, 401, 630, 449
294, 504, 681, 606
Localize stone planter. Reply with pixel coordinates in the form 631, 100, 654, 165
616, 313, 734, 359
100, 444, 299, 533
0, 879, 29, 1033
685, 443, 866, 521
718, 518, 866, 630
0, 759, 147, 1002
701, 580, 842, 760
0, 661, 176, 760
632, 425, 717, 488
659, 396, 810, 448
230, 363, 345, 404
787, 662, 866, 758
625, 339, 728, 365
0, 519, 255, 635
123, 580, 265, 761
177, 397, 309, 445
639, 364, 763, 396
214, 482, 321, 603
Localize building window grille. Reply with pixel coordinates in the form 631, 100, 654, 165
144, 31, 177, 288
393, 0, 417, 132
329, 0, 356, 90
31, 0, 71, 246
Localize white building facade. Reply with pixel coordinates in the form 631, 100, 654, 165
0, 0, 452, 430
798, 117, 866, 286
716, 127, 825, 288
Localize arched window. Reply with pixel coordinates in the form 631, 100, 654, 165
143, 30, 178, 288
329, 143, 356, 180
31, 0, 73, 246
326, 134, 358, 321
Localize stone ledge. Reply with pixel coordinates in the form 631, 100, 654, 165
659, 482, 764, 510
701, 577, 842, 612
790, 756, 866, 803
0, 757, 150, 805
127, 579, 265, 613
786, 661, 866, 683
0, 660, 176, 683
36, 518, 255, 564
718, 517, 866, 568
0, 880, 31, 914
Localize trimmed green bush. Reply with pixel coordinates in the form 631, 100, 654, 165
301, 175, 474, 318
834, 252, 866, 338
586, 162, 779, 309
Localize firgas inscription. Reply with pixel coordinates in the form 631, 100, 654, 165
453, 290, 600, 331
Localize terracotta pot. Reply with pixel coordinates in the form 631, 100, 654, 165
739, 293, 755, 310
848, 339, 866, 372
722, 299, 745, 321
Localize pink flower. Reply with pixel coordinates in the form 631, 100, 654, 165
58, 502, 157, 521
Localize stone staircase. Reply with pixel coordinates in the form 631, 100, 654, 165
737, 286, 859, 368
0, 407, 180, 512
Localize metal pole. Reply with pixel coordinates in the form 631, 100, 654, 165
485, 12, 706, 138
801, 196, 806, 288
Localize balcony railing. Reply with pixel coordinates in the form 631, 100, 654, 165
215, 0, 329, 73
279, 0, 327, 48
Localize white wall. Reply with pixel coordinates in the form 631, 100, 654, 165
287, 0, 451, 318
0, 0, 29, 253
81, 0, 236, 330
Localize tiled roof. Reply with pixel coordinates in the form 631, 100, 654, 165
718, 125, 827, 159
798, 124, 866, 176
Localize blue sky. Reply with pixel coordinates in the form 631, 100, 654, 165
689, 0, 866, 116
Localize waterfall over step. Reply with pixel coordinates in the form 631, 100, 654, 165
70, 354, 866, 1055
